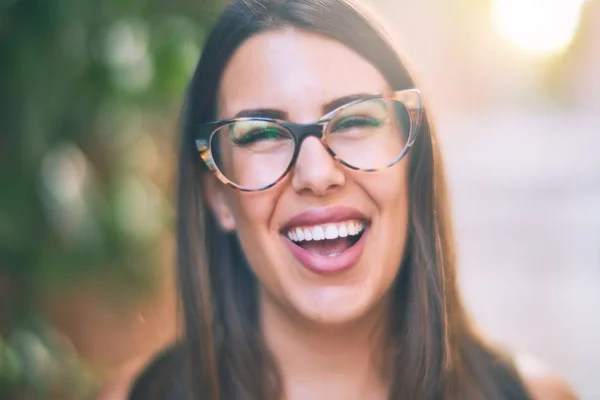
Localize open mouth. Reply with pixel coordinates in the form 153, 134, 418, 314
284, 219, 368, 257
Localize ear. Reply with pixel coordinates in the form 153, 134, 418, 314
203, 173, 236, 232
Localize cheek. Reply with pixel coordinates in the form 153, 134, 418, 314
362, 164, 410, 266
226, 187, 284, 273
228, 180, 279, 222
364, 162, 410, 220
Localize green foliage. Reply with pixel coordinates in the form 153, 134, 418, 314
0, 0, 221, 397
1, 323, 98, 400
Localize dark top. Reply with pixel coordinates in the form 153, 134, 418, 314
129, 342, 533, 400
128, 344, 188, 400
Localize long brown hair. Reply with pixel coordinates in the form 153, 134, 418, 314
130, 0, 532, 399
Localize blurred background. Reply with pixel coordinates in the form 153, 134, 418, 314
0, 0, 598, 399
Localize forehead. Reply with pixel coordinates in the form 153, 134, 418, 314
218, 29, 390, 120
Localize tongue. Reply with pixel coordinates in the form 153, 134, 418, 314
299, 237, 353, 256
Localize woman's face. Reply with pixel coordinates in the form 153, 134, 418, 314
207, 29, 410, 325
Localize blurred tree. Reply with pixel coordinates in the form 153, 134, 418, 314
0, 0, 221, 397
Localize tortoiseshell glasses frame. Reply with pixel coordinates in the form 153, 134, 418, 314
195, 89, 422, 192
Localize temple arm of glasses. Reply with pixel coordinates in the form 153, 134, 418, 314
196, 139, 209, 152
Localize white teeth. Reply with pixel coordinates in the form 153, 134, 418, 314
325, 225, 338, 240
312, 226, 325, 241
286, 219, 366, 243
348, 222, 357, 236
304, 228, 313, 241
338, 224, 348, 238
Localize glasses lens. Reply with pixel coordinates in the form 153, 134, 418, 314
210, 120, 295, 190
325, 98, 411, 170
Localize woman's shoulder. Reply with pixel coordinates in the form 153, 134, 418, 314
97, 343, 186, 400
515, 354, 579, 400
126, 343, 188, 400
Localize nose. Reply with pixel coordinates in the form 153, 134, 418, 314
291, 136, 345, 196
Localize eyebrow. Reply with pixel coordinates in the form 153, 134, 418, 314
234, 108, 285, 119
322, 93, 376, 114
232, 92, 377, 120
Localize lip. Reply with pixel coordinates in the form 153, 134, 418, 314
281, 206, 369, 275
281, 206, 368, 232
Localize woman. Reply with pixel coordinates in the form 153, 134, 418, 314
125, 0, 577, 399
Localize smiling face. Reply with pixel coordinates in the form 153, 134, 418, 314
206, 29, 410, 326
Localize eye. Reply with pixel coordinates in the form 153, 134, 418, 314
331, 116, 383, 132
231, 125, 287, 146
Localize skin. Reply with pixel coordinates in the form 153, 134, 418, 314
97, 28, 578, 400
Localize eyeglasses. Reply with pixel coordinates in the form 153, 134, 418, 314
195, 89, 422, 192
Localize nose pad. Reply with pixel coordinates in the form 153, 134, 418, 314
291, 135, 345, 196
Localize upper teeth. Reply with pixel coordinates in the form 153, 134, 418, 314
286, 220, 366, 242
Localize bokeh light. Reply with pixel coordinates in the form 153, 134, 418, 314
491, 0, 586, 57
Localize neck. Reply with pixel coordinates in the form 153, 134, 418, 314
260, 292, 391, 400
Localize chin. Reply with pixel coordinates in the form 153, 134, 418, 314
291, 286, 379, 326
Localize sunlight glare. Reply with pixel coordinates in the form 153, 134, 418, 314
491, 0, 585, 57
